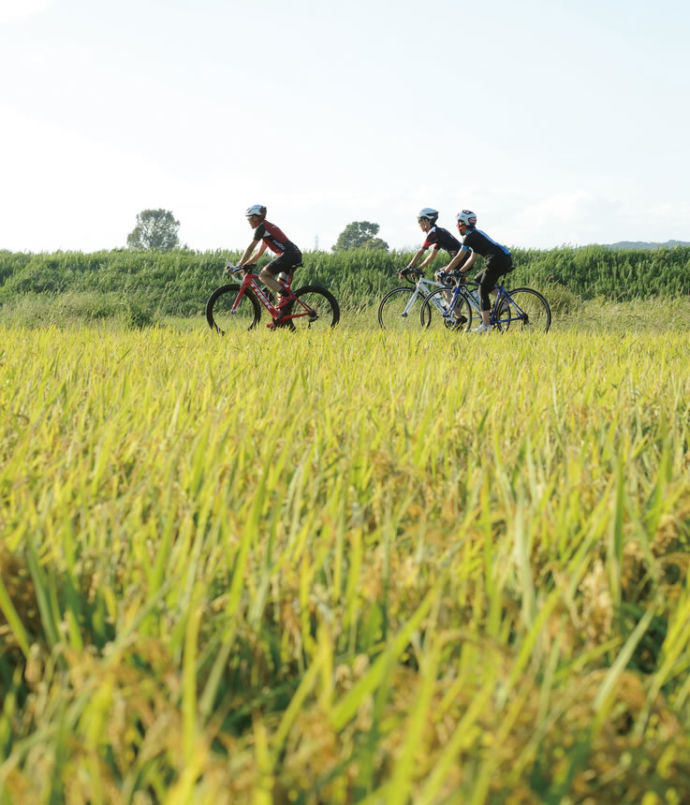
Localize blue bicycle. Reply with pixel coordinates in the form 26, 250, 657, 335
420, 272, 552, 333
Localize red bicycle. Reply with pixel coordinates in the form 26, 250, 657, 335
205, 263, 340, 334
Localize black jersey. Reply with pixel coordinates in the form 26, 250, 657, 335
422, 225, 463, 255
461, 227, 511, 266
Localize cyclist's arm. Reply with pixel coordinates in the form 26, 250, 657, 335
446, 247, 473, 273
405, 247, 426, 270
458, 251, 477, 273
418, 247, 439, 271
238, 239, 266, 267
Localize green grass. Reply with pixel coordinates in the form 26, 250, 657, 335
1, 244, 689, 321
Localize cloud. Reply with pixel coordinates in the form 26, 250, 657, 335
0, 0, 54, 24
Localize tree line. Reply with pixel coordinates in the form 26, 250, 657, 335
126, 209, 389, 253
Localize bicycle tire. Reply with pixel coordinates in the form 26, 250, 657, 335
420, 288, 473, 332
495, 287, 551, 333
377, 287, 428, 330
205, 284, 261, 334
288, 285, 340, 330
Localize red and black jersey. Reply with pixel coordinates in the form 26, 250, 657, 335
422, 225, 463, 255
254, 220, 299, 255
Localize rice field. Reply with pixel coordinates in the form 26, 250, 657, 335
1, 315, 689, 803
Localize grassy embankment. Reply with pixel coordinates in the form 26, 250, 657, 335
0, 244, 688, 327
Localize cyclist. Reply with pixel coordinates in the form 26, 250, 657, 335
402, 208, 466, 276
403, 208, 471, 324
447, 210, 514, 333
232, 205, 303, 326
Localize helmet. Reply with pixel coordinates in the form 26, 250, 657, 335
417, 207, 439, 223
245, 204, 266, 218
456, 209, 477, 226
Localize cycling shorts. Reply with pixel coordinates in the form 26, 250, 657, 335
264, 246, 303, 276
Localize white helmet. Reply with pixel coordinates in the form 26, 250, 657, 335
456, 209, 477, 226
417, 207, 439, 223
245, 204, 266, 218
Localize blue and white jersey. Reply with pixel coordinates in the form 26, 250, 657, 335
461, 227, 511, 266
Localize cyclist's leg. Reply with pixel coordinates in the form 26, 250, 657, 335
259, 249, 302, 297
475, 262, 507, 326
474, 268, 491, 326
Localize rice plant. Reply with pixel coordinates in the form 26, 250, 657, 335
0, 322, 689, 802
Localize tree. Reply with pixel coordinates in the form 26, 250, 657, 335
127, 209, 180, 251
333, 221, 389, 252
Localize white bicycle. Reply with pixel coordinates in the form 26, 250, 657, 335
377, 267, 472, 331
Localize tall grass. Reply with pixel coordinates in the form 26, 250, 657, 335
1, 245, 688, 324
0, 323, 689, 802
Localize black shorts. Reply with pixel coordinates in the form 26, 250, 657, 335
264, 246, 303, 276
474, 254, 513, 285
474, 255, 513, 310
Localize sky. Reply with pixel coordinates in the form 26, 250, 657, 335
1, 0, 689, 253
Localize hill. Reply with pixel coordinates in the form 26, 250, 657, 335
602, 240, 690, 250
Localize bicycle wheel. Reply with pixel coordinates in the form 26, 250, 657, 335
420, 289, 473, 332
205, 284, 261, 334
377, 287, 427, 330
495, 287, 551, 333
288, 285, 340, 330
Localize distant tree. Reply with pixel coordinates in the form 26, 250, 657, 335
361, 236, 389, 251
127, 209, 180, 251
333, 221, 389, 252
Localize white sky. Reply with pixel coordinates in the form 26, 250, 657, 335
1, 0, 689, 253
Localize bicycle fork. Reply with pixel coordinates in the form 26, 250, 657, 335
400, 288, 423, 318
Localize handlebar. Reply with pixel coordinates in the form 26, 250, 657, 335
437, 270, 472, 286
224, 262, 257, 276
399, 267, 423, 284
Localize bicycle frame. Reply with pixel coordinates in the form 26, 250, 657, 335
489, 286, 528, 327
399, 275, 451, 318
462, 281, 539, 328
423, 274, 550, 333
448, 280, 512, 322
431, 278, 480, 324
230, 268, 315, 323
437, 280, 513, 327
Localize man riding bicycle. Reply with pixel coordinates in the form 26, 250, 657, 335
446, 210, 514, 333
232, 205, 303, 326
402, 208, 466, 276
402, 208, 471, 324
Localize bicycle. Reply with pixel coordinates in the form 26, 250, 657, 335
420, 273, 551, 333
206, 263, 340, 334
377, 268, 472, 331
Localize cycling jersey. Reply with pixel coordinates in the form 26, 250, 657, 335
460, 227, 511, 267
422, 225, 464, 255
254, 220, 299, 255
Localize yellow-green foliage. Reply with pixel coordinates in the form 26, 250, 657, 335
1, 322, 689, 803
